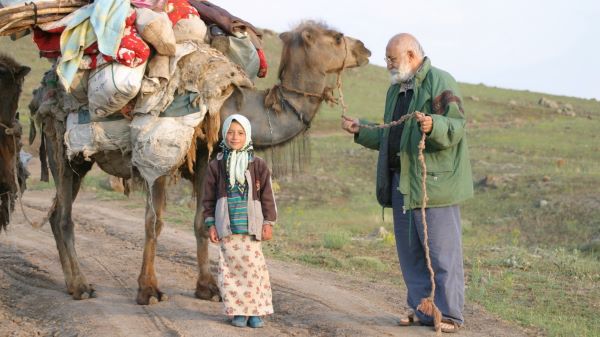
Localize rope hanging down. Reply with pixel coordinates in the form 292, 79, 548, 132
335, 78, 443, 335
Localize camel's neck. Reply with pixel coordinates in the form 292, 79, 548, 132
280, 65, 327, 101
222, 65, 328, 148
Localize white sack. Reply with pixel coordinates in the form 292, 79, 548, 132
64, 112, 131, 160
130, 110, 206, 185
88, 61, 147, 119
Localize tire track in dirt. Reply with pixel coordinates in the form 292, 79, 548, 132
0, 190, 534, 337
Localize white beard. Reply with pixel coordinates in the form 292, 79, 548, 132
389, 61, 414, 84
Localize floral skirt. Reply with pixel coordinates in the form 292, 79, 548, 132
218, 235, 274, 316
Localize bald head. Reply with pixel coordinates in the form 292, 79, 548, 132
387, 33, 425, 61
385, 33, 425, 83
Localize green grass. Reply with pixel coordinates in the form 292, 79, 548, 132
322, 231, 351, 250
3, 28, 600, 337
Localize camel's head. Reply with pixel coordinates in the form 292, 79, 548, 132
279, 21, 371, 76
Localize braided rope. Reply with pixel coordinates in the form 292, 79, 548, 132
416, 131, 442, 335
338, 92, 442, 333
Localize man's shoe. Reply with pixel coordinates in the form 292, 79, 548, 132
231, 315, 248, 327
248, 316, 264, 328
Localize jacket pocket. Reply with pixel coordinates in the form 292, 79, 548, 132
215, 198, 229, 238
421, 148, 456, 206
252, 200, 264, 225
423, 147, 454, 173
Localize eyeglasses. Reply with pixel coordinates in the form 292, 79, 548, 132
383, 57, 398, 65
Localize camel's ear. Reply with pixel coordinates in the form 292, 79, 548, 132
301, 30, 314, 46
16, 66, 31, 79
279, 32, 291, 43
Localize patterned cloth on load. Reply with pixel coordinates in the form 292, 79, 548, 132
57, 0, 132, 89
34, 9, 149, 70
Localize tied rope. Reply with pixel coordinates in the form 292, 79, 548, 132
27, 2, 39, 26
0, 121, 39, 228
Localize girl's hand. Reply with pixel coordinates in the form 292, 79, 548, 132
208, 226, 219, 243
262, 224, 273, 241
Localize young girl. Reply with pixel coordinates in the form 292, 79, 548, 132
202, 114, 276, 328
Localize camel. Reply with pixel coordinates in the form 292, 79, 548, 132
30, 21, 371, 304
0, 54, 30, 230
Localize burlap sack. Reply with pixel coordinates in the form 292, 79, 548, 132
135, 7, 176, 56
173, 15, 207, 43
130, 111, 206, 185
69, 69, 89, 105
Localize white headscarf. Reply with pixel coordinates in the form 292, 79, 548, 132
222, 114, 253, 190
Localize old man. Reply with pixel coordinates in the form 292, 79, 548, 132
341, 33, 473, 333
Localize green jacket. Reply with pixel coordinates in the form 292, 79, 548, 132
355, 58, 473, 210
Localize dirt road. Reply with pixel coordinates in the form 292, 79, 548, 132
0, 189, 532, 337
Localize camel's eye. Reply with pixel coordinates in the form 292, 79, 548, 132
335, 34, 344, 44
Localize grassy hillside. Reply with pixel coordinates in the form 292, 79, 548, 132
2, 28, 600, 337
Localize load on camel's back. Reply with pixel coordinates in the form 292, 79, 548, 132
0, 54, 30, 230
22, 0, 271, 302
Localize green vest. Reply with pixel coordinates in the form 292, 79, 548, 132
355, 58, 474, 209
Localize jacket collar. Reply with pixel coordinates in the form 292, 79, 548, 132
388, 57, 431, 92
413, 57, 431, 87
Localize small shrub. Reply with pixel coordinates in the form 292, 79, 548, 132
348, 256, 387, 272
323, 231, 351, 250
298, 253, 344, 269
382, 232, 396, 246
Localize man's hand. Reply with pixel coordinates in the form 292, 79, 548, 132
208, 226, 219, 243
415, 112, 433, 134
341, 115, 360, 134
262, 224, 273, 241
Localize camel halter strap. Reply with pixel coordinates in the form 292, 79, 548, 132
336, 34, 349, 117
0, 121, 17, 136
0, 121, 38, 228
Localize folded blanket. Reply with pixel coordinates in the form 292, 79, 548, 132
57, 0, 131, 90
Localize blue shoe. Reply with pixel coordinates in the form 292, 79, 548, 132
231, 315, 247, 327
248, 316, 264, 328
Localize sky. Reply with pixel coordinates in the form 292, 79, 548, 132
222, 0, 600, 100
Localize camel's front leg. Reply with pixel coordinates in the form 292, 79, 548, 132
66, 160, 95, 299
193, 151, 221, 301
47, 138, 95, 300
137, 176, 168, 305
